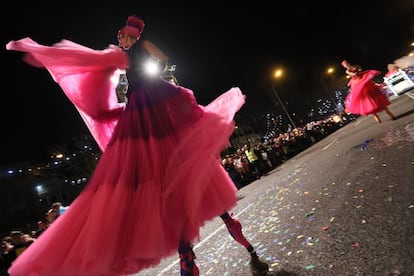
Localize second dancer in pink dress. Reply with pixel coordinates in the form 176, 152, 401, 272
341, 60, 396, 123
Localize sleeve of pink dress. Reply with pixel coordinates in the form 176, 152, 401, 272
6, 37, 129, 151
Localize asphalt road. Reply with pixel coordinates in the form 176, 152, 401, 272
136, 92, 414, 276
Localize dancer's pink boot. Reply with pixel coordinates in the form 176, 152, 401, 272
221, 213, 269, 275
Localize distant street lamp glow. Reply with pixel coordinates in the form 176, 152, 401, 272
36, 184, 44, 193
271, 68, 297, 129
273, 68, 283, 79
326, 67, 335, 74
321, 66, 337, 104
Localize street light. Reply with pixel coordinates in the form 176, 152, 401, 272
271, 68, 297, 129
321, 66, 337, 104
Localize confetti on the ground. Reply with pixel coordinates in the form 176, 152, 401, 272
305, 211, 315, 217
305, 264, 315, 270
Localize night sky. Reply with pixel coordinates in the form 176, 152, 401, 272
1, 1, 413, 166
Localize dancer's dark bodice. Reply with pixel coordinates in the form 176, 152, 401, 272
123, 39, 182, 110
125, 39, 152, 88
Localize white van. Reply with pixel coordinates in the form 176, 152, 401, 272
383, 69, 414, 96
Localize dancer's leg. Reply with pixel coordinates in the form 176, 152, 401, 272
178, 241, 199, 276
373, 113, 381, 123
220, 212, 252, 250
384, 107, 396, 120
220, 212, 269, 274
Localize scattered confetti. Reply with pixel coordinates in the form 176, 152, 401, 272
303, 237, 313, 244
373, 123, 414, 148
354, 139, 373, 150
305, 211, 315, 218
305, 265, 315, 270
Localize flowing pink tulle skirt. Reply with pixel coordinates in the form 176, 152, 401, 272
345, 70, 390, 116
6, 38, 245, 275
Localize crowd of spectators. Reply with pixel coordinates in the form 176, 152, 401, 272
221, 115, 350, 189
1, 202, 65, 275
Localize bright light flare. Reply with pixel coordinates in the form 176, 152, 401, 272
145, 59, 161, 76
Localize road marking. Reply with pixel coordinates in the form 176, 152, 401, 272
354, 119, 362, 126
158, 204, 254, 275
323, 138, 338, 150
406, 92, 414, 99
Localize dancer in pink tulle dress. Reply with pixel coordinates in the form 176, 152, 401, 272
341, 60, 396, 123
6, 15, 268, 276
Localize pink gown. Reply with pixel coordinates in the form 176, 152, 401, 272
345, 70, 390, 115
6, 37, 244, 275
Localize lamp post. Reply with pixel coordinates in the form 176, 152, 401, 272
272, 68, 297, 129
321, 66, 337, 104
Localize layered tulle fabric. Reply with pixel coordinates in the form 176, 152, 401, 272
6, 38, 128, 151
6, 38, 245, 275
345, 70, 390, 115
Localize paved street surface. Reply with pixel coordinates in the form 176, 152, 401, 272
136, 92, 414, 276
